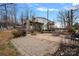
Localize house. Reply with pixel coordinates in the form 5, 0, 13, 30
34, 17, 55, 31
19, 17, 55, 32
18, 16, 55, 32
29, 21, 43, 32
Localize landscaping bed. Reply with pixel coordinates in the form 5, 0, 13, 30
52, 44, 79, 56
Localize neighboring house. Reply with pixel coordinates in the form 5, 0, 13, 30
34, 17, 49, 30
16, 17, 54, 31
34, 17, 55, 31
29, 21, 43, 32
0, 16, 55, 32
47, 21, 55, 31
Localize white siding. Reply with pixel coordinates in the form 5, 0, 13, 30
35, 17, 49, 30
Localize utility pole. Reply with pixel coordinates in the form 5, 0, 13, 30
47, 8, 50, 30
70, 9, 73, 27
30, 9, 32, 20
4, 4, 8, 29
14, 4, 17, 28
47, 8, 49, 20
26, 9, 30, 33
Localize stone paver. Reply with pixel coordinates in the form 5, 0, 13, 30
11, 33, 62, 56
11, 33, 79, 56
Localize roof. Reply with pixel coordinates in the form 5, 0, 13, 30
30, 21, 43, 25
35, 17, 54, 23
35, 17, 49, 21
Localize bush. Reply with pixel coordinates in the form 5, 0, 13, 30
68, 27, 76, 34
30, 30, 36, 35
12, 29, 26, 38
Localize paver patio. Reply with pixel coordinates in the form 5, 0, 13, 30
11, 33, 79, 56
11, 33, 63, 56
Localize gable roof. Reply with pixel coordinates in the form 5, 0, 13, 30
35, 17, 49, 21
35, 17, 54, 23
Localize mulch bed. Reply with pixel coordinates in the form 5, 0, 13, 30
52, 44, 79, 56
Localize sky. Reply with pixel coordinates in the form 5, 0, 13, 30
16, 3, 79, 27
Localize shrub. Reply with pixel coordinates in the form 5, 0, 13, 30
68, 27, 76, 34
30, 30, 36, 35
12, 29, 26, 38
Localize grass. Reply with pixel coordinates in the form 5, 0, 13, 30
0, 30, 21, 56
0, 41, 21, 56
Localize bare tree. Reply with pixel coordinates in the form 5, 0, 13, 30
0, 3, 17, 29
58, 10, 68, 28
21, 13, 24, 26
58, 8, 79, 29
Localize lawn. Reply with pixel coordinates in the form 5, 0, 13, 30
0, 30, 21, 56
